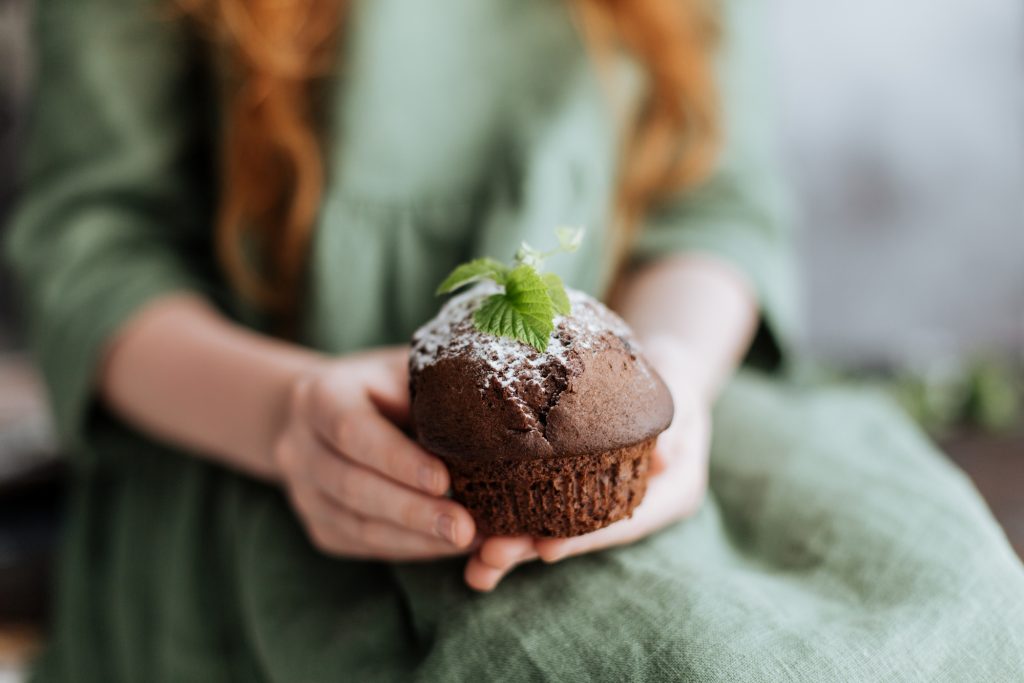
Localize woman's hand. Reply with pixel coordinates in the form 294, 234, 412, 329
274, 347, 477, 561
464, 338, 711, 591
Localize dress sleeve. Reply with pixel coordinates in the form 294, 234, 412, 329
630, 0, 798, 365
4, 0, 223, 452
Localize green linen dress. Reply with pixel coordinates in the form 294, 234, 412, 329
7, 0, 1024, 680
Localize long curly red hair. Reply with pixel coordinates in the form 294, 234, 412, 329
180, 0, 721, 315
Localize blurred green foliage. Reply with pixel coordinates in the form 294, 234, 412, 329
796, 355, 1023, 437
891, 357, 1022, 435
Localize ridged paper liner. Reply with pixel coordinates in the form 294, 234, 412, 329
444, 438, 655, 537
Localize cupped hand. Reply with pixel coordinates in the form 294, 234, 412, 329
464, 340, 711, 591
274, 347, 477, 561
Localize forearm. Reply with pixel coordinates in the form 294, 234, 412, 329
100, 294, 327, 481
611, 253, 759, 401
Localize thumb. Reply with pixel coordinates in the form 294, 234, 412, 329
650, 436, 671, 475
366, 346, 412, 426
650, 418, 685, 474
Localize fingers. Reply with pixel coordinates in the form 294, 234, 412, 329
301, 487, 472, 561
464, 537, 537, 592
280, 351, 478, 562
311, 386, 450, 496
305, 437, 476, 549
362, 347, 413, 426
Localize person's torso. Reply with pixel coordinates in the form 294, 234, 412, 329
301, 0, 626, 352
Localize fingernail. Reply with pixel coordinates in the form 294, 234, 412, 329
419, 465, 440, 492
436, 514, 458, 544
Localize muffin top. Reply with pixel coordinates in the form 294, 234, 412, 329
410, 285, 674, 461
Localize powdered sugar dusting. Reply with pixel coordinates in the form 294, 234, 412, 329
410, 284, 636, 392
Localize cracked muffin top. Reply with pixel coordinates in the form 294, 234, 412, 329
410, 285, 674, 461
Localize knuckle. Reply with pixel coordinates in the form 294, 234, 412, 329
309, 380, 340, 428
272, 435, 298, 475
308, 376, 333, 409
334, 411, 360, 452
288, 376, 312, 415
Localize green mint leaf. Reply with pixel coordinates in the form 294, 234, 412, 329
542, 272, 571, 316
435, 227, 588, 350
473, 265, 555, 351
435, 258, 510, 295
556, 226, 584, 253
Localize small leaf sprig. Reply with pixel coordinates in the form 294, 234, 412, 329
435, 227, 584, 352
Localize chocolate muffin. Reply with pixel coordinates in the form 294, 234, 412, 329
410, 285, 673, 537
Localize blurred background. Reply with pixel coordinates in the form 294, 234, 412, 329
0, 0, 1022, 676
